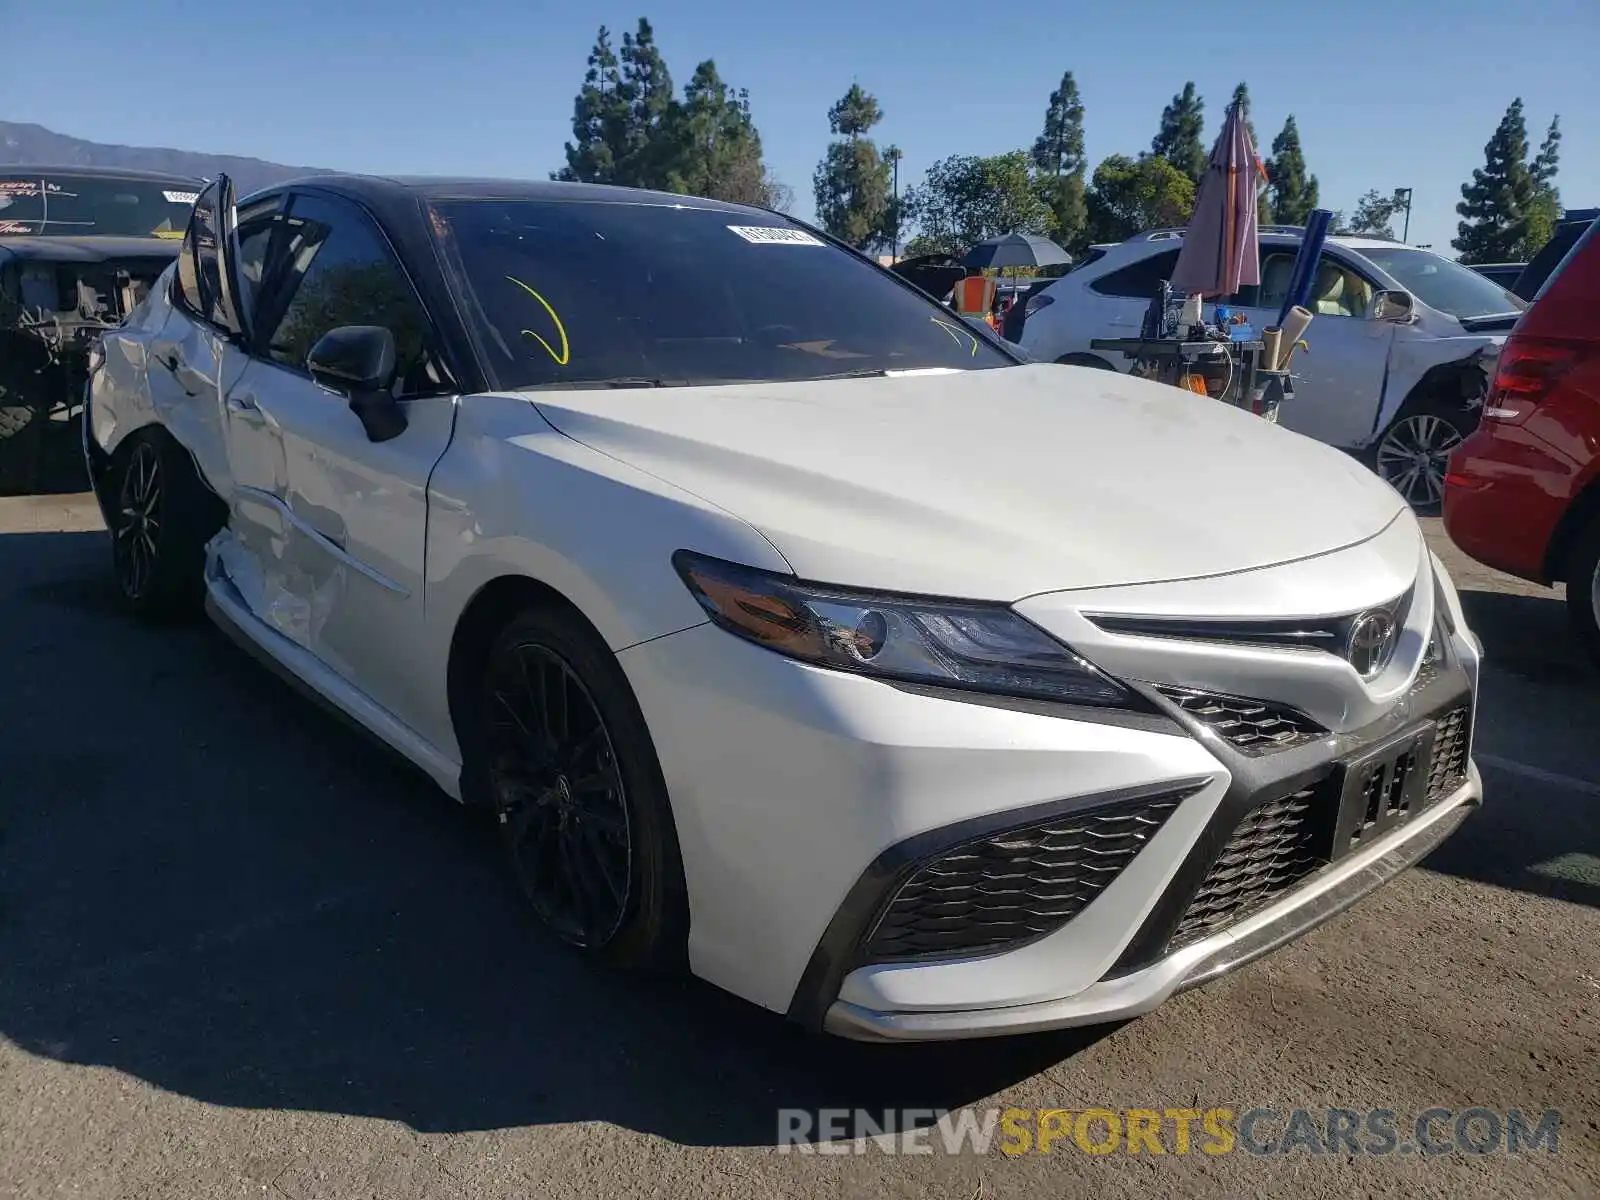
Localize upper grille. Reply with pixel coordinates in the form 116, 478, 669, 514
862, 789, 1195, 962
1159, 687, 1327, 755
1167, 785, 1322, 951
1427, 704, 1472, 801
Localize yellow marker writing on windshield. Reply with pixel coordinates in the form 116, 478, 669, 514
506, 275, 570, 366
930, 316, 979, 357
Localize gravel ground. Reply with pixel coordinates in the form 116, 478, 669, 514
1, 494, 1596, 1199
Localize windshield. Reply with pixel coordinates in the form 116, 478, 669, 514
1354, 246, 1526, 320
428, 198, 1016, 390
0, 173, 199, 239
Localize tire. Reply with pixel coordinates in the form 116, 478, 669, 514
1564, 512, 1600, 671
107, 429, 226, 621
1372, 397, 1476, 514
471, 603, 689, 971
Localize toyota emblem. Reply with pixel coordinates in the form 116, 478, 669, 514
1346, 609, 1399, 679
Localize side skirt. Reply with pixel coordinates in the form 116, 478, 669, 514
204, 559, 464, 801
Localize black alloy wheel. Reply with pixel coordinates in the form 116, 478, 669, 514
114, 439, 163, 603
485, 640, 634, 949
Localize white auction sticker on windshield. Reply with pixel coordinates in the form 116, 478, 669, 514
727, 225, 823, 246
163, 190, 200, 204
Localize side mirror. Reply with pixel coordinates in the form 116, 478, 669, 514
307, 326, 406, 443
1371, 289, 1417, 324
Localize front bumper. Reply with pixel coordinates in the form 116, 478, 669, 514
827, 768, 1479, 1041
619, 556, 1480, 1039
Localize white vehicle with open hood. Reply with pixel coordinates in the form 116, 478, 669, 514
83, 173, 1483, 1041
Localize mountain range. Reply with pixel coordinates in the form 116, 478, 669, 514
0, 121, 332, 196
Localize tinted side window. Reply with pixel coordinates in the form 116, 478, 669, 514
261, 194, 439, 395
1089, 250, 1181, 299
191, 197, 240, 335
171, 181, 216, 318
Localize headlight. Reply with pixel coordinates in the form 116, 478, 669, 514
672, 551, 1134, 707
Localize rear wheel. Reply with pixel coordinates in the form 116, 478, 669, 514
1565, 513, 1600, 670
1373, 398, 1475, 513
475, 604, 688, 969
107, 429, 225, 620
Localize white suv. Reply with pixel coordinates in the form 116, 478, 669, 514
1019, 229, 1527, 509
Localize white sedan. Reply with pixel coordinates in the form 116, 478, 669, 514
84, 173, 1484, 1040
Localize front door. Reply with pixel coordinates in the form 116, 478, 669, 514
146, 176, 257, 497
1238, 249, 1395, 448
224, 189, 458, 730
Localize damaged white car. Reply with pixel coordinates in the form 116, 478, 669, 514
83, 173, 1482, 1041
1019, 229, 1525, 509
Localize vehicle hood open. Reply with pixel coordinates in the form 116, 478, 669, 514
526, 363, 1409, 599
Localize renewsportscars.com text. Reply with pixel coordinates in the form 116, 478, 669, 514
776, 1106, 1562, 1157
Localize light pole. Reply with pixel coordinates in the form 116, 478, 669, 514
1395, 187, 1414, 243
886, 145, 903, 261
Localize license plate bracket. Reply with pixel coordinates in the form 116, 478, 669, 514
1330, 724, 1437, 859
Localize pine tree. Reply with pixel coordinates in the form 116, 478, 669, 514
1266, 115, 1319, 225
812, 84, 893, 249
1453, 98, 1537, 263
1150, 82, 1206, 185
554, 27, 628, 184
613, 18, 675, 189
1030, 71, 1088, 250
661, 61, 776, 207
1526, 115, 1563, 257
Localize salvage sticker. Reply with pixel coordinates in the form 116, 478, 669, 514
727, 225, 823, 246
163, 190, 201, 204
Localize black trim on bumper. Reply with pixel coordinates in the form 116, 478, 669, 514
784, 776, 1213, 1031
1106, 652, 1473, 977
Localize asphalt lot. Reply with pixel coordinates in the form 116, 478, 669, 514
2, 493, 1597, 1199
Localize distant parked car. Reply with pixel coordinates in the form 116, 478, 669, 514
1019, 228, 1526, 510
1471, 262, 1527, 290
0, 166, 197, 491
1512, 209, 1600, 299
1444, 215, 1600, 665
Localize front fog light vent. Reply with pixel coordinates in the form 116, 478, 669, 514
860, 785, 1203, 962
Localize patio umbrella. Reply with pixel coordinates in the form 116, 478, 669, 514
961, 233, 1072, 272
1171, 102, 1266, 298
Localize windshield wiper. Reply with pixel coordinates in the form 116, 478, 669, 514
522, 377, 674, 391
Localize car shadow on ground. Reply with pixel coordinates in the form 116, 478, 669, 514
1417, 585, 1600, 911
0, 529, 1111, 1145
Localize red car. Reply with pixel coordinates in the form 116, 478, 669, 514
1444, 216, 1600, 664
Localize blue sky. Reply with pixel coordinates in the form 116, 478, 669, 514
4, 0, 1594, 255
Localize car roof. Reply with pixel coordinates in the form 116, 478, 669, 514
0, 165, 205, 186
244, 172, 772, 219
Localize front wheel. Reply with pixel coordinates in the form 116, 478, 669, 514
107, 430, 224, 620
1565, 513, 1600, 671
1373, 400, 1474, 513
476, 604, 689, 970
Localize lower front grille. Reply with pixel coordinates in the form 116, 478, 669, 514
1167, 786, 1322, 950
1427, 704, 1472, 800
861, 788, 1198, 962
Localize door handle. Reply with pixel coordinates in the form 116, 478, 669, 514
226, 393, 259, 414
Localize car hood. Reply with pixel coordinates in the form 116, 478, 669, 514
0, 235, 183, 263
526, 362, 1409, 599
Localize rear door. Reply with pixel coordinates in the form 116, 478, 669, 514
224, 189, 458, 727
146, 176, 255, 496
